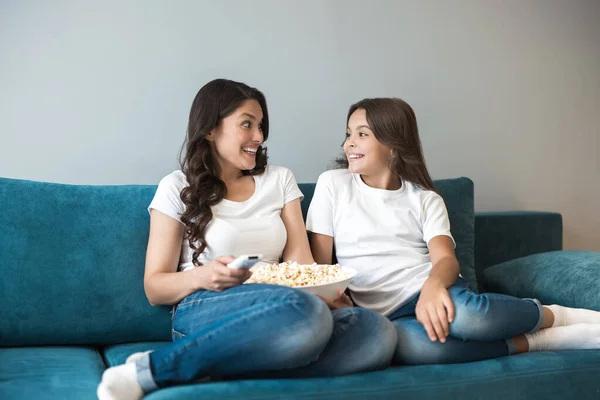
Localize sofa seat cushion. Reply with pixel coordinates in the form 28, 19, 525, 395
0, 346, 104, 400
143, 351, 600, 400
102, 341, 171, 366
483, 250, 600, 310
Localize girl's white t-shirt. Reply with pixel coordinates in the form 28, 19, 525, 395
306, 169, 455, 316
149, 165, 303, 271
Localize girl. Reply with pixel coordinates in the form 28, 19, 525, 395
307, 97, 600, 365
97, 81, 396, 399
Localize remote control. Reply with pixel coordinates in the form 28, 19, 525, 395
227, 254, 263, 269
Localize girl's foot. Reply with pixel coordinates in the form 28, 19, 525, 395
525, 323, 600, 351
546, 304, 600, 326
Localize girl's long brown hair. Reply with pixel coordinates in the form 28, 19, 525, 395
179, 79, 269, 266
336, 97, 435, 191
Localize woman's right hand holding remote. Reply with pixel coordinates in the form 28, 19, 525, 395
193, 256, 253, 292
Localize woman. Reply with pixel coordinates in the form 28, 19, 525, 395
97, 80, 396, 400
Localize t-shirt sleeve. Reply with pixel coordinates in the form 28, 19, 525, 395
306, 173, 334, 237
421, 192, 456, 248
148, 173, 186, 224
282, 168, 304, 204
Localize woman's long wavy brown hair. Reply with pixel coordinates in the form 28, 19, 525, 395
179, 79, 269, 266
335, 97, 435, 192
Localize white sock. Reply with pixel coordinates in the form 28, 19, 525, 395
97, 363, 144, 400
547, 304, 600, 327
525, 324, 600, 352
126, 350, 153, 364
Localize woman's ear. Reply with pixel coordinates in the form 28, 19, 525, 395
205, 130, 215, 142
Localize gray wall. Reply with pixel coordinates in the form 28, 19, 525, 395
1, 0, 599, 251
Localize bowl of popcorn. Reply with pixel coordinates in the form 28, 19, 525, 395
246, 260, 357, 300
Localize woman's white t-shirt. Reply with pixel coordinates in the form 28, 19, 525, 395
148, 165, 303, 271
306, 169, 455, 316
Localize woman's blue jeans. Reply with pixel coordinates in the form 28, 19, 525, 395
136, 284, 397, 391
388, 278, 544, 365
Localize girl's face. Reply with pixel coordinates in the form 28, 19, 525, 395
344, 108, 392, 176
208, 99, 264, 174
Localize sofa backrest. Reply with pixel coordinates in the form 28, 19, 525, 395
1, 175, 473, 347
0, 178, 172, 346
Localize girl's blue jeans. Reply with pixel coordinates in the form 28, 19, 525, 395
388, 277, 544, 365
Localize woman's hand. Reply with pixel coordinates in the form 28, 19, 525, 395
192, 255, 253, 292
415, 278, 455, 343
318, 290, 353, 309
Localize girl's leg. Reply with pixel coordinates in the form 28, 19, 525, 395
98, 285, 333, 399
412, 279, 600, 356
446, 279, 543, 341
447, 279, 600, 347
392, 316, 600, 366
392, 317, 509, 365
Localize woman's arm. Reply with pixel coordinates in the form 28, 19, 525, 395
144, 210, 196, 306
143, 210, 249, 306
310, 233, 334, 265
280, 198, 315, 264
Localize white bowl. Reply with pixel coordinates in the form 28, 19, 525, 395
295, 266, 357, 300
247, 264, 357, 300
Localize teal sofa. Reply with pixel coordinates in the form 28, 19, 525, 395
1, 176, 600, 400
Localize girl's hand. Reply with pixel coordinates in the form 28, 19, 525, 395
318, 290, 353, 309
415, 278, 455, 343
192, 256, 253, 292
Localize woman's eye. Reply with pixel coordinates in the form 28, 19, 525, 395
345, 133, 350, 138
359, 132, 367, 137
242, 121, 251, 128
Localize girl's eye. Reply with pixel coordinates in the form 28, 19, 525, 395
242, 121, 251, 128
359, 132, 368, 137
345, 133, 350, 138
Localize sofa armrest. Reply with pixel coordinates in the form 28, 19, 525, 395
475, 211, 562, 290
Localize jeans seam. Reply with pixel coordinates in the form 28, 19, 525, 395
179, 286, 291, 307
333, 309, 360, 335
172, 328, 186, 340
526, 298, 545, 333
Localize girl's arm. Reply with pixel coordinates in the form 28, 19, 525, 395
416, 234, 459, 343
280, 198, 315, 264
310, 233, 334, 265
426, 235, 460, 288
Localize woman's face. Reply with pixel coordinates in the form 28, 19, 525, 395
344, 108, 391, 175
209, 99, 264, 174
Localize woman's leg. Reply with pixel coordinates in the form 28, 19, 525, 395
262, 307, 397, 378
98, 284, 333, 399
